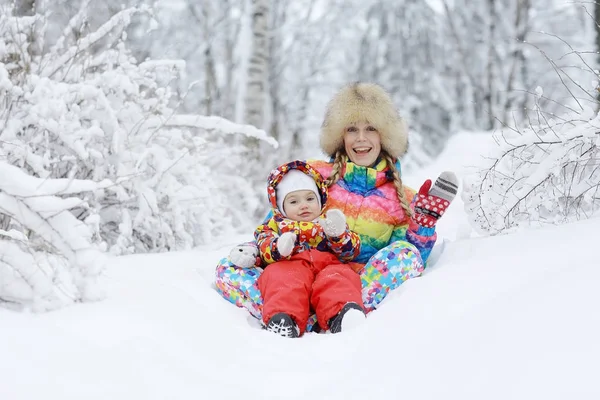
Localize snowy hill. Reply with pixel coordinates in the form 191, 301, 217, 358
1, 132, 599, 400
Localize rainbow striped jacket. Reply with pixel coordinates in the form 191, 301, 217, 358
307, 157, 437, 264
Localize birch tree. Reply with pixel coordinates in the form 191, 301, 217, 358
502, 0, 532, 124
244, 0, 269, 130
596, 0, 600, 105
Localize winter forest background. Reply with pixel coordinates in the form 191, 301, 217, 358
0, 0, 599, 311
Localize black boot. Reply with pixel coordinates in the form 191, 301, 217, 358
265, 313, 300, 338
328, 302, 365, 334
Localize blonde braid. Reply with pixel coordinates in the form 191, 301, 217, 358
383, 152, 413, 219
324, 150, 345, 188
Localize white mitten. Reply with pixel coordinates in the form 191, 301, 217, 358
277, 232, 297, 257
229, 244, 259, 268
319, 209, 347, 237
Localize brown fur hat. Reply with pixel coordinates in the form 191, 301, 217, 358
320, 82, 408, 159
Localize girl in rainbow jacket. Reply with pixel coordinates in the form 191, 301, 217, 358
215, 82, 459, 332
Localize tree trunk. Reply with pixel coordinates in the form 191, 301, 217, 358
485, 0, 497, 130
244, 0, 270, 129
14, 0, 35, 16
504, 0, 531, 124
596, 0, 600, 106
268, 0, 284, 143
223, 0, 238, 121
189, 3, 221, 116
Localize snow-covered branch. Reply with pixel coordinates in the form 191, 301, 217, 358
463, 108, 600, 235
0, 162, 113, 197
40, 6, 150, 79
142, 114, 278, 147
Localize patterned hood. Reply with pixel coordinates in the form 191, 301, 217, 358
266, 160, 328, 216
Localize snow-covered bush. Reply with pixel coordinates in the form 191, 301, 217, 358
0, 161, 109, 311
0, 6, 275, 255
462, 106, 600, 235
0, 5, 276, 309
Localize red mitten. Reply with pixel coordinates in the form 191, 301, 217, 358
412, 179, 452, 228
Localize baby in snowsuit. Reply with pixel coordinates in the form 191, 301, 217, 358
257, 160, 365, 338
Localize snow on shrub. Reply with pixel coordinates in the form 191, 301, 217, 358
0, 161, 110, 311
462, 106, 600, 235
0, 6, 276, 310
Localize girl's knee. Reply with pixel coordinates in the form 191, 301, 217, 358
372, 241, 424, 271
359, 241, 425, 309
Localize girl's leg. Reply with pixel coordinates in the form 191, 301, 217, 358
360, 240, 424, 312
215, 257, 264, 319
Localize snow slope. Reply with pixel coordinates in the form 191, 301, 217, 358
1, 132, 599, 400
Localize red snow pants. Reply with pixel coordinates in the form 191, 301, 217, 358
258, 249, 363, 335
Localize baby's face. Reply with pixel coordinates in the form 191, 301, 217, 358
282, 190, 321, 222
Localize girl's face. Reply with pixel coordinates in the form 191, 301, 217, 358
343, 121, 382, 166
282, 190, 321, 221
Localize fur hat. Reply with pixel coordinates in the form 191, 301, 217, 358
275, 169, 322, 217
320, 82, 409, 159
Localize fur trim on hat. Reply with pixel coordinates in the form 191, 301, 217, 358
320, 82, 408, 159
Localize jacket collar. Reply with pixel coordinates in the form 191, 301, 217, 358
338, 155, 400, 193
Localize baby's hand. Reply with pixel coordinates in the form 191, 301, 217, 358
277, 232, 297, 257
229, 244, 259, 268
319, 209, 347, 237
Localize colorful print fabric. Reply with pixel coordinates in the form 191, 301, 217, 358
214, 239, 424, 331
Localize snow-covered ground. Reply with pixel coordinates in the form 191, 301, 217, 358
2, 132, 599, 400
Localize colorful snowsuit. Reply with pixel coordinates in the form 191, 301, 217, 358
255, 161, 362, 334
256, 160, 360, 265
215, 156, 436, 330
